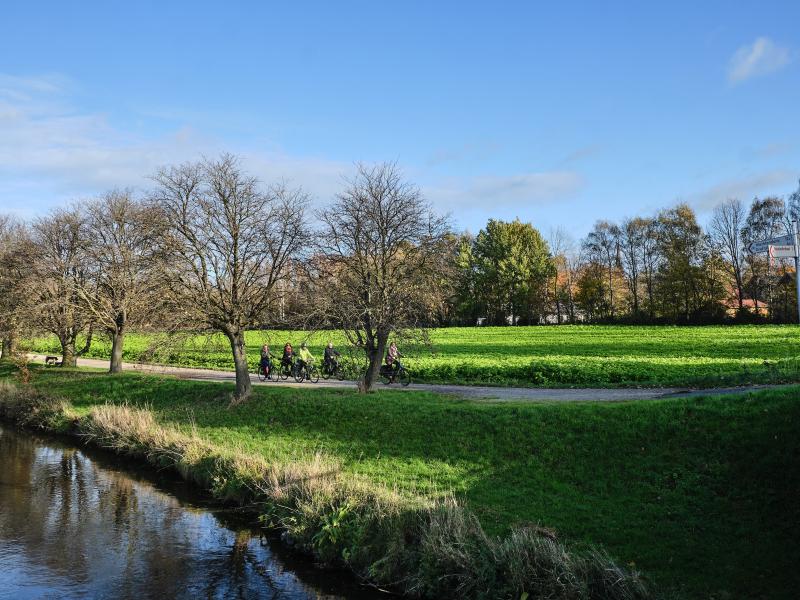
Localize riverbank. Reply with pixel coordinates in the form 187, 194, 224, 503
0, 423, 381, 600
2, 363, 798, 598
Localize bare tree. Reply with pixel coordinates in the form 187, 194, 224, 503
152, 154, 308, 401
548, 227, 577, 323
75, 190, 167, 373
640, 218, 660, 318
583, 221, 622, 318
563, 243, 583, 322
709, 198, 746, 310
619, 217, 650, 316
788, 179, 800, 224
0, 215, 29, 358
26, 207, 94, 367
742, 196, 787, 311
316, 163, 450, 392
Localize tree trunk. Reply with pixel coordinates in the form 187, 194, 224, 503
735, 272, 744, 309
608, 264, 614, 319
362, 333, 388, 393
1, 333, 15, 359
110, 328, 125, 374
61, 337, 77, 368
226, 328, 252, 402
554, 277, 562, 324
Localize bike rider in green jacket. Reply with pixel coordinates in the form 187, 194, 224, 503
297, 343, 314, 376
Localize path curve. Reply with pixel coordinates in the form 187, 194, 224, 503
27, 354, 787, 403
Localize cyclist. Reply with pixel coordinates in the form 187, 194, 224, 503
323, 341, 340, 374
385, 342, 403, 380
260, 344, 273, 377
281, 342, 294, 372
297, 343, 314, 379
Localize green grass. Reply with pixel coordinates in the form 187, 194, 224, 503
28, 324, 800, 387
4, 362, 799, 598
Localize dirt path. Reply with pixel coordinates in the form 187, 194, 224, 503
27, 354, 788, 403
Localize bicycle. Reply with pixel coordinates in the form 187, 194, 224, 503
256, 361, 277, 382
321, 358, 345, 381
278, 358, 294, 380
380, 362, 411, 386
294, 361, 320, 383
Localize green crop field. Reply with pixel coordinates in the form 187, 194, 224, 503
28, 324, 800, 387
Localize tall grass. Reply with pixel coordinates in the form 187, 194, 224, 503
0, 381, 652, 600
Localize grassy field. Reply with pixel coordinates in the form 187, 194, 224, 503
29, 324, 800, 387
2, 363, 798, 598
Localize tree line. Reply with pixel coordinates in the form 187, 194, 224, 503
449, 185, 800, 326
1, 155, 798, 400
0, 156, 450, 400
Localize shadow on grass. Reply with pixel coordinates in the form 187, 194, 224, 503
11, 365, 800, 599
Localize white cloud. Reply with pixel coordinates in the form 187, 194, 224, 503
689, 170, 797, 210
559, 144, 603, 166
424, 141, 500, 167
728, 37, 792, 84
0, 73, 351, 213
428, 170, 583, 213
741, 141, 794, 160
0, 73, 583, 229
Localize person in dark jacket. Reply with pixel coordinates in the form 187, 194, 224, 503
323, 341, 340, 374
281, 342, 294, 369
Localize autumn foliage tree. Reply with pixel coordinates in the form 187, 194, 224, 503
0, 215, 28, 358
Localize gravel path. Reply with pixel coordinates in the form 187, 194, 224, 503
27, 354, 788, 403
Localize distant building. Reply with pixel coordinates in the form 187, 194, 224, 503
724, 297, 769, 317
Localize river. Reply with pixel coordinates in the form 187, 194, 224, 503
0, 424, 383, 600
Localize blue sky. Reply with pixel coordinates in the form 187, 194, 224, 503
1, 1, 798, 239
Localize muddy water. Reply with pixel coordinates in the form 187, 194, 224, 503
0, 425, 382, 600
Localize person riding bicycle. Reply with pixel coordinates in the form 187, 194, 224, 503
385, 342, 403, 380
281, 342, 294, 370
297, 343, 314, 378
260, 344, 273, 376
323, 341, 340, 374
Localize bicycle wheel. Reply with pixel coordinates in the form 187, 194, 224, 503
308, 366, 320, 383
321, 364, 331, 380
294, 365, 305, 383
257, 367, 267, 382
380, 368, 392, 385
336, 365, 345, 381
399, 368, 411, 387
279, 364, 290, 380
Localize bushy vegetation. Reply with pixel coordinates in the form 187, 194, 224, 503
2, 363, 799, 598
29, 324, 800, 387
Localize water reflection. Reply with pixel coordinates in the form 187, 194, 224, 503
0, 425, 380, 600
